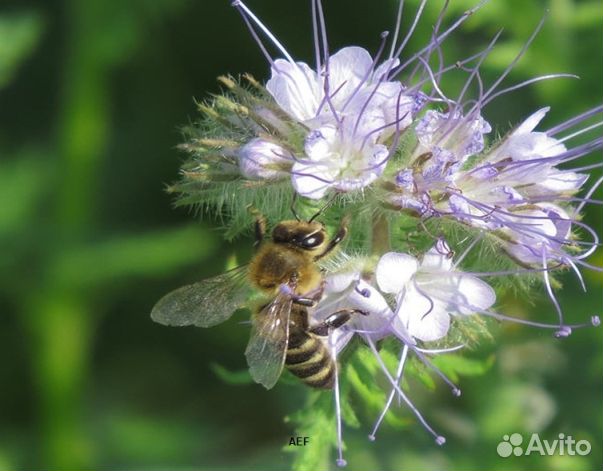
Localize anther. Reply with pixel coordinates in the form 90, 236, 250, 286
368, 434, 376, 442
592, 315, 601, 326
553, 326, 572, 338
435, 436, 446, 446
380, 31, 390, 39
452, 388, 462, 397
336, 458, 347, 467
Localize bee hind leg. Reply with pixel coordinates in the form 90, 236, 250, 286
309, 309, 367, 337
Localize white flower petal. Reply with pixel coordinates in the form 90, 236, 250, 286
304, 126, 338, 160
540, 169, 588, 193
376, 252, 419, 294
324, 271, 359, 293
327, 46, 373, 105
421, 243, 453, 272
397, 286, 450, 342
266, 59, 321, 122
373, 57, 400, 81
513, 107, 550, 135
430, 274, 496, 315
506, 132, 566, 161
347, 279, 392, 316
291, 161, 334, 199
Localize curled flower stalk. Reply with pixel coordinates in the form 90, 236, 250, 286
159, 0, 603, 468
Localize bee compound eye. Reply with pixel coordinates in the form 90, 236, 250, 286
301, 232, 324, 248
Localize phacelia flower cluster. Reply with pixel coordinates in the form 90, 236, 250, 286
172, 0, 602, 467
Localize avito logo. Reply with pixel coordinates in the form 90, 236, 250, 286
497, 433, 591, 458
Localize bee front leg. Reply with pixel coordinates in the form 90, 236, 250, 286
314, 216, 349, 261
309, 309, 367, 337
247, 206, 266, 250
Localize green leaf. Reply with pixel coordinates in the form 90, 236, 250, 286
210, 363, 253, 385
49, 225, 218, 288
0, 150, 50, 238
431, 354, 495, 383
0, 12, 44, 88
287, 393, 333, 471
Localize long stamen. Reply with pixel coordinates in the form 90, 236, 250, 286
389, 0, 405, 59
391, 0, 428, 63
547, 105, 603, 136
330, 335, 346, 467
416, 56, 454, 105
426, 291, 601, 335
369, 344, 409, 441
455, 30, 503, 110
541, 248, 568, 335
341, 31, 390, 112
391, 0, 490, 79
454, 232, 485, 268
557, 120, 603, 145
235, 5, 276, 66
366, 339, 446, 445
406, 37, 500, 95
467, 14, 547, 117
483, 74, 579, 106
409, 0, 450, 86
232, 0, 296, 65
311, 0, 321, 73
576, 174, 603, 215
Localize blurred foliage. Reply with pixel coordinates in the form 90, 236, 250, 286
0, 0, 601, 470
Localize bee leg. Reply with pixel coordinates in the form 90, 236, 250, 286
291, 279, 326, 307
314, 216, 349, 261
247, 206, 266, 250
309, 309, 367, 337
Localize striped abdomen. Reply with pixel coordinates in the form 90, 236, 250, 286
286, 329, 335, 389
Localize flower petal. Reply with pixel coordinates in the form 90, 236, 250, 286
397, 286, 450, 342
324, 271, 359, 294
266, 59, 321, 123
238, 138, 290, 180
426, 273, 496, 315
291, 161, 334, 199
376, 252, 419, 294
421, 241, 453, 272
513, 107, 549, 135
327, 46, 373, 106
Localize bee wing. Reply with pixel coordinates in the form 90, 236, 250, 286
245, 290, 293, 389
151, 266, 251, 328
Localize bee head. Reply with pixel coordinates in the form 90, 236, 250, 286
272, 220, 326, 251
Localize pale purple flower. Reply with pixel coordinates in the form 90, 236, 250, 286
291, 124, 389, 199
266, 46, 413, 133
232, 0, 420, 199
375, 241, 496, 342
415, 109, 492, 165
309, 240, 497, 461
237, 138, 291, 180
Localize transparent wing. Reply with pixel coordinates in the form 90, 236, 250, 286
245, 290, 293, 389
151, 266, 251, 328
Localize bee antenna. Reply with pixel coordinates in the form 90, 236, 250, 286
290, 193, 302, 221
309, 192, 338, 223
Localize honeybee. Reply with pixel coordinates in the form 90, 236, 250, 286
151, 210, 362, 389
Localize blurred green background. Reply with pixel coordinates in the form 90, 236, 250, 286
0, 0, 601, 470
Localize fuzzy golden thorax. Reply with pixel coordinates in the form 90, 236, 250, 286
247, 220, 329, 296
